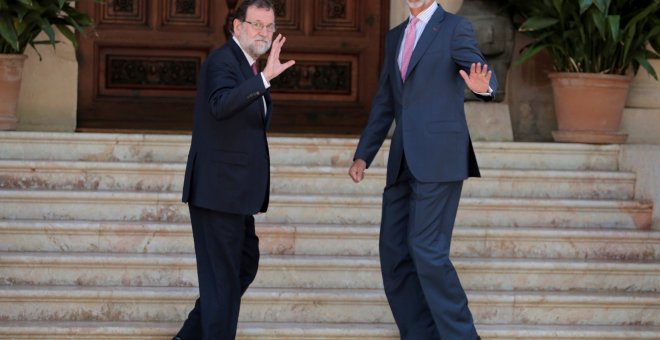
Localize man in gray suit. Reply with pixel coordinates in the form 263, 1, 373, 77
348, 0, 496, 339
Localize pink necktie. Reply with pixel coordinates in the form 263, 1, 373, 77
252, 63, 258, 76
400, 16, 419, 81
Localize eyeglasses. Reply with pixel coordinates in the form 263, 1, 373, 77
243, 20, 277, 33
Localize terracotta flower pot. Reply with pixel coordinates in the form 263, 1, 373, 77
549, 72, 632, 144
0, 54, 28, 130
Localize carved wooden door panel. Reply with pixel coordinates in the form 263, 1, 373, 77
77, 0, 388, 134
265, 0, 388, 134
77, 0, 227, 131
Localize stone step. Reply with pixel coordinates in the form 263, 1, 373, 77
273, 167, 635, 199
1, 286, 657, 325
1, 321, 659, 339
1, 252, 658, 292
0, 160, 636, 200
0, 190, 652, 229
2, 220, 658, 260
290, 224, 660, 260
0, 132, 621, 170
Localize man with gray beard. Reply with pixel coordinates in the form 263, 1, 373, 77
175, 1, 294, 339
349, 0, 496, 339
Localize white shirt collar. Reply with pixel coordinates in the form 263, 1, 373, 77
232, 36, 256, 66
408, 2, 438, 24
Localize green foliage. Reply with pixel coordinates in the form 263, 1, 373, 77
0, 0, 95, 55
508, 0, 660, 79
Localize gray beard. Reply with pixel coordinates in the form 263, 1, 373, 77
248, 41, 271, 58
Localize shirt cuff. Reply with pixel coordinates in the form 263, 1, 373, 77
474, 87, 493, 96
260, 72, 270, 89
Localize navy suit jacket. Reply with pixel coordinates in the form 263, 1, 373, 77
182, 38, 272, 215
355, 6, 498, 185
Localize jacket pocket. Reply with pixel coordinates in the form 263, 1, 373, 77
213, 150, 249, 165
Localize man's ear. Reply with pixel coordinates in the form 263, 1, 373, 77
233, 18, 241, 37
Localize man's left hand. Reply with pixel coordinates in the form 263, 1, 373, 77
459, 62, 492, 94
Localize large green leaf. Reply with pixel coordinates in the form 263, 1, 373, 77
633, 51, 658, 80
622, 1, 659, 32
519, 17, 559, 31
515, 43, 552, 66
15, 6, 28, 21
54, 23, 76, 48
593, 0, 608, 13
591, 10, 606, 39
39, 17, 56, 46
0, 0, 95, 53
0, 16, 19, 52
552, 0, 564, 17
511, 0, 660, 76
579, 0, 592, 15
607, 15, 620, 41
16, 0, 34, 8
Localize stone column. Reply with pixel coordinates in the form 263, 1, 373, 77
17, 31, 78, 132
621, 59, 660, 144
627, 60, 660, 109
615, 58, 660, 224
506, 32, 556, 142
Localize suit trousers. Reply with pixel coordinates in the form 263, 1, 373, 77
380, 157, 478, 340
177, 204, 260, 340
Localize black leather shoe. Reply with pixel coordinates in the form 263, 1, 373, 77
172, 337, 184, 340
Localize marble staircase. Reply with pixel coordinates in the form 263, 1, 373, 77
0, 131, 658, 339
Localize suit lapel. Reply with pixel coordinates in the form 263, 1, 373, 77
404, 6, 446, 80
230, 38, 270, 128
229, 39, 255, 80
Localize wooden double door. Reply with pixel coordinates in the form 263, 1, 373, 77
77, 0, 389, 134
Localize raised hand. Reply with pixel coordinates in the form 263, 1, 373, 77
263, 34, 296, 82
459, 62, 492, 94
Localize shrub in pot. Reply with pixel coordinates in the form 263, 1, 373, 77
0, 0, 94, 130
508, 0, 660, 143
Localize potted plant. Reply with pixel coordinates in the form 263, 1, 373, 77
0, 0, 94, 130
508, 0, 660, 143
